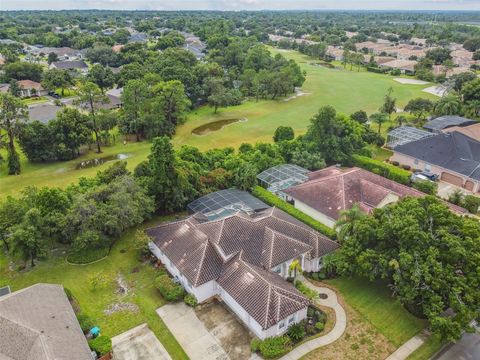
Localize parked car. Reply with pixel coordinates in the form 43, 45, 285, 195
411, 171, 439, 182
48, 91, 60, 99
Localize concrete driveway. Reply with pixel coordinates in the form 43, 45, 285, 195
112, 323, 172, 360
157, 302, 229, 360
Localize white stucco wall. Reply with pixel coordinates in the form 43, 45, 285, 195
288, 198, 336, 228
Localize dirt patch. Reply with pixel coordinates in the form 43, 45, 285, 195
284, 88, 311, 102
195, 299, 253, 360
104, 302, 139, 315
116, 274, 129, 296
302, 288, 395, 360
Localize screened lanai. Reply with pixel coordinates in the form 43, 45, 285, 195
187, 189, 268, 220
257, 164, 310, 197
386, 126, 434, 149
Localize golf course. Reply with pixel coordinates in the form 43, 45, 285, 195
0, 48, 436, 198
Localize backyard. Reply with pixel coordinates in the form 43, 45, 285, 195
0, 214, 188, 360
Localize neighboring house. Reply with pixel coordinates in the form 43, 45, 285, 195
283, 166, 456, 228
97, 87, 123, 110
50, 60, 88, 74
379, 59, 417, 74
432, 65, 473, 78
423, 115, 477, 133
128, 33, 148, 43
18, 80, 48, 97
443, 123, 480, 142
391, 131, 480, 193
0, 283, 93, 360
29, 46, 83, 60
112, 44, 124, 53
146, 207, 339, 339
28, 103, 62, 123
326, 46, 344, 61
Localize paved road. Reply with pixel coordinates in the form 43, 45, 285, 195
433, 331, 480, 360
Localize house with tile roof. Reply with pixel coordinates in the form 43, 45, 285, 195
391, 131, 480, 193
283, 166, 465, 228
0, 283, 93, 360
146, 207, 339, 339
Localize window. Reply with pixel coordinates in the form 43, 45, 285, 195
273, 265, 281, 274
288, 316, 295, 324
279, 321, 285, 329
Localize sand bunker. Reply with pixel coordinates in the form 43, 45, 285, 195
422, 86, 447, 97
393, 78, 429, 85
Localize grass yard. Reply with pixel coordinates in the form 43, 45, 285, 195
173, 47, 436, 150
0, 138, 152, 199
406, 335, 444, 360
325, 277, 426, 347
0, 214, 188, 360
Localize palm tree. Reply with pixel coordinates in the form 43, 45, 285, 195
434, 94, 462, 116
289, 259, 302, 285
380, 87, 397, 120
335, 203, 365, 242
370, 112, 388, 135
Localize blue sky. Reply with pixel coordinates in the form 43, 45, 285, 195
2, 0, 480, 11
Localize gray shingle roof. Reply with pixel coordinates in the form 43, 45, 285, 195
52, 60, 88, 69
0, 284, 92, 360
424, 116, 477, 132
394, 131, 480, 181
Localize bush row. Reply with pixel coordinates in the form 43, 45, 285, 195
155, 274, 185, 301
251, 186, 336, 239
351, 154, 411, 185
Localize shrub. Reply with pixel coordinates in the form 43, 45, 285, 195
392, 161, 399, 166
412, 180, 438, 195
307, 307, 315, 317
184, 293, 198, 307
155, 274, 185, 301
251, 186, 336, 239
295, 281, 318, 300
464, 195, 480, 214
351, 155, 410, 185
287, 321, 306, 342
315, 322, 325, 331
88, 335, 112, 356
401, 164, 411, 170
259, 336, 291, 359
77, 313, 95, 332
250, 338, 262, 352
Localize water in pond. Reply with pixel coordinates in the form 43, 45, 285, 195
75, 153, 131, 170
192, 118, 247, 136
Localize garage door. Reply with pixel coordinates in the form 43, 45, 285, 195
441, 172, 463, 187
465, 180, 474, 191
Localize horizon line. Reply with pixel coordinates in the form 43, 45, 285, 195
1, 8, 480, 12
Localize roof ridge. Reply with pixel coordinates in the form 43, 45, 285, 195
267, 227, 313, 252
194, 241, 210, 286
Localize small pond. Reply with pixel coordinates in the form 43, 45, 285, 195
192, 118, 247, 136
75, 153, 131, 170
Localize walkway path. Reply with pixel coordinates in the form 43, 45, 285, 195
385, 334, 426, 360
278, 279, 347, 360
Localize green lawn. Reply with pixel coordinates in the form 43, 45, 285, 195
0, 214, 188, 360
0, 138, 152, 200
326, 277, 426, 347
173, 47, 436, 150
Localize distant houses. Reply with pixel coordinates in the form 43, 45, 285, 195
50, 60, 89, 74
0, 80, 47, 98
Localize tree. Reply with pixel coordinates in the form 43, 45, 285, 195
88, 64, 115, 94
405, 98, 434, 122
42, 68, 72, 96
288, 259, 302, 285
350, 110, 368, 124
380, 87, 396, 120
47, 52, 58, 64
425, 48, 452, 65
75, 81, 109, 153
434, 94, 462, 116
273, 126, 294, 142
85, 45, 119, 67
3, 62, 43, 82
136, 136, 188, 212
461, 78, 480, 103
120, 79, 149, 141
10, 208, 46, 267
0, 93, 27, 174
370, 112, 388, 135
8, 79, 21, 97
336, 196, 480, 341
335, 203, 365, 242
50, 108, 91, 160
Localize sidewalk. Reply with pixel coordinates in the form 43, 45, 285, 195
386, 334, 427, 360
278, 280, 347, 360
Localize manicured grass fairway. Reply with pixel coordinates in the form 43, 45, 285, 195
173, 47, 436, 150
0, 139, 152, 199
0, 215, 188, 360
326, 277, 426, 347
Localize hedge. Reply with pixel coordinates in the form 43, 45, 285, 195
88, 336, 112, 356
251, 186, 336, 239
351, 154, 411, 185
155, 274, 185, 301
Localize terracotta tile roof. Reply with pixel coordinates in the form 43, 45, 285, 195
284, 167, 431, 220
18, 80, 43, 90
217, 253, 310, 329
